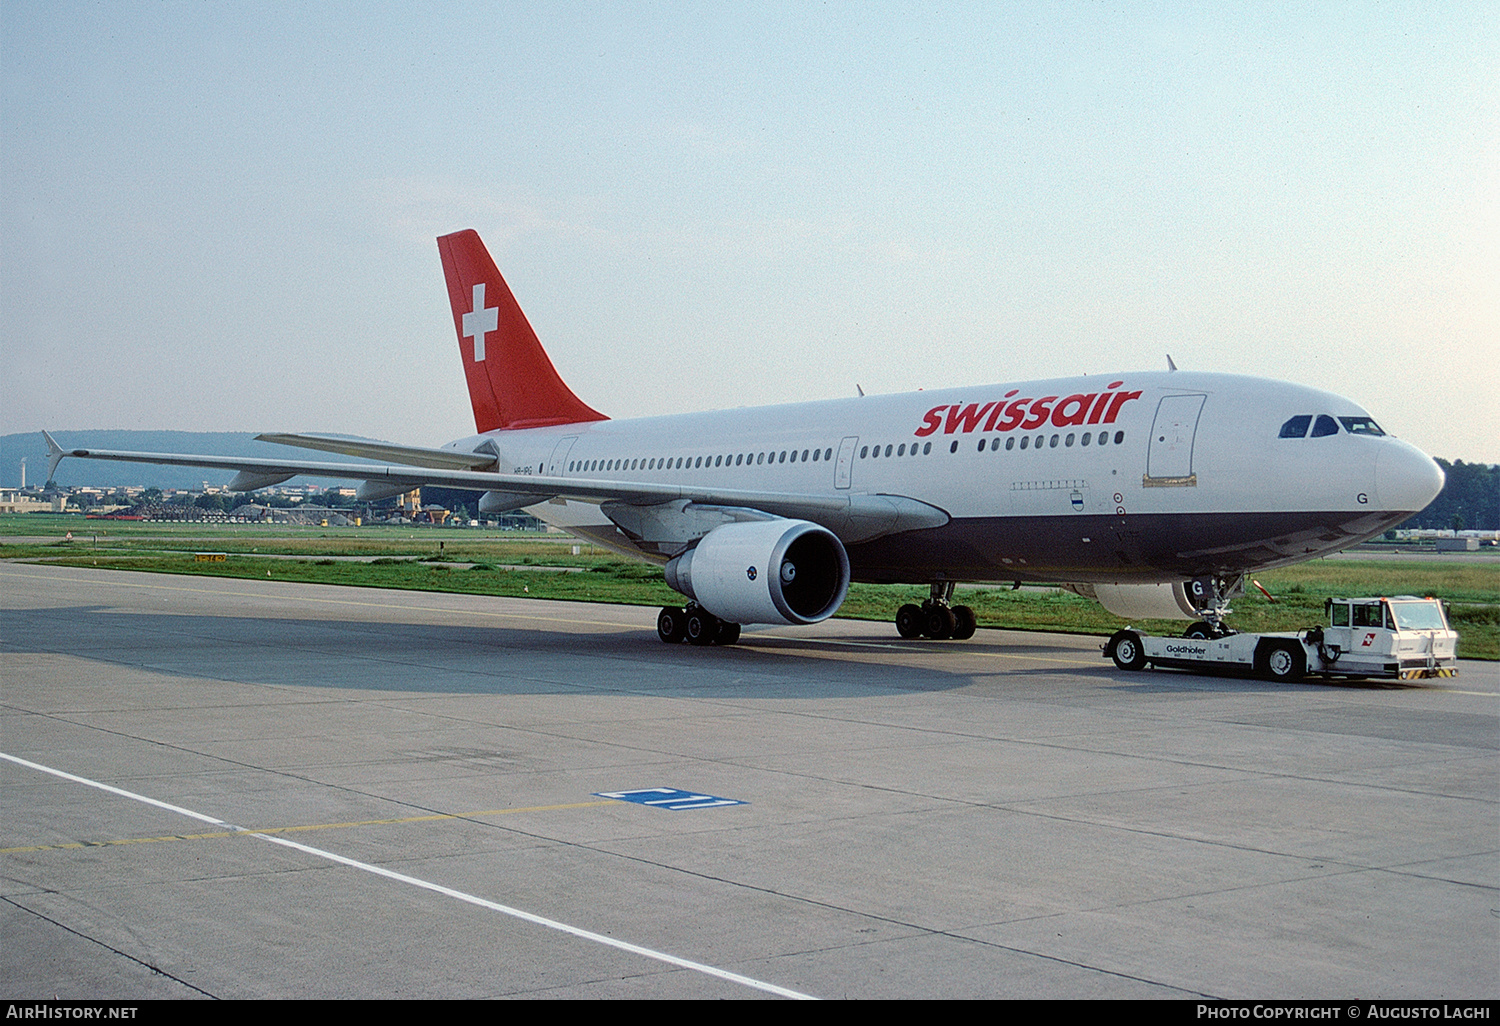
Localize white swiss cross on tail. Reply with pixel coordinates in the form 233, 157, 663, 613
462, 283, 499, 362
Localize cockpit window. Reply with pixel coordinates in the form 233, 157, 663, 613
1311, 415, 1340, 437
1338, 416, 1385, 436
1279, 415, 1311, 438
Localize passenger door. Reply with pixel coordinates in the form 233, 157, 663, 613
1145, 394, 1206, 485
834, 436, 858, 489
547, 436, 579, 477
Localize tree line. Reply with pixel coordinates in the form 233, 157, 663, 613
1400, 459, 1499, 532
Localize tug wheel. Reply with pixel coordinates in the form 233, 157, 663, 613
1262, 640, 1306, 683
1108, 630, 1147, 671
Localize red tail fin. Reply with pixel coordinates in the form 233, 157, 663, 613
437, 229, 608, 433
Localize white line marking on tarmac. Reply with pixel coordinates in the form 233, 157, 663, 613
1, 751, 816, 1000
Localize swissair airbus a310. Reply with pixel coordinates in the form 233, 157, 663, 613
46, 229, 1445, 646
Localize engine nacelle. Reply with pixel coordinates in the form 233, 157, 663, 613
663, 520, 850, 626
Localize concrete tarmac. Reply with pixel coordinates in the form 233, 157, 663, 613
2, 564, 1495, 1000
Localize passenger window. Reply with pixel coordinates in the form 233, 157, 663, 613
780, 451, 787, 463
1050, 434, 1059, 448
1280, 415, 1312, 438
922, 443, 930, 455
1005, 437, 1015, 451
859, 446, 868, 459
802, 450, 810, 461
1114, 431, 1124, 444
1065, 433, 1075, 447
1311, 415, 1339, 437
949, 440, 958, 453
1020, 436, 1029, 450
826, 448, 834, 461
1081, 432, 1091, 446
897, 444, 906, 456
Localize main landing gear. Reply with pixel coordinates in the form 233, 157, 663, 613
657, 604, 741, 646
895, 582, 976, 641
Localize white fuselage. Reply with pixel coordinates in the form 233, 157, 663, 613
444, 370, 1443, 587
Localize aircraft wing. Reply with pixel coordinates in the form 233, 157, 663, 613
42, 432, 948, 545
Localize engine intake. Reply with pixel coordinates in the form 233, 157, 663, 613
664, 520, 850, 626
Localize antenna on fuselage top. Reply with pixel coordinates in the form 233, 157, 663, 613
856, 384, 865, 397
1166, 354, 1178, 371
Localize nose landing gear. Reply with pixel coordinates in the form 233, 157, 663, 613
1180, 573, 1245, 640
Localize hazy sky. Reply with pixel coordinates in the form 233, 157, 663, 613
4, 2, 1496, 461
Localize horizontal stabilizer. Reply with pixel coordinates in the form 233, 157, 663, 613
256, 433, 497, 471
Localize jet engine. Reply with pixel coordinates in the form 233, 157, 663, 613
663, 519, 850, 626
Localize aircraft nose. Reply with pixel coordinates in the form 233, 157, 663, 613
1375, 440, 1445, 513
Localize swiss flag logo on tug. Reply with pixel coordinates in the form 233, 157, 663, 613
437, 229, 608, 434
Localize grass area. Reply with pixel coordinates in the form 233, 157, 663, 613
7, 513, 1496, 658
0, 513, 580, 559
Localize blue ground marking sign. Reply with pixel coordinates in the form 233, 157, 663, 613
595, 788, 745, 811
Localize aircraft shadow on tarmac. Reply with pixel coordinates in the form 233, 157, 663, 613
7, 602, 1453, 702
2, 601, 1141, 701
